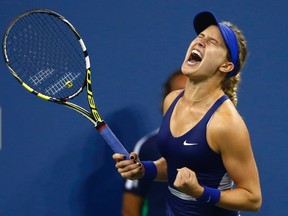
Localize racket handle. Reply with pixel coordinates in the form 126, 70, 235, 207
97, 123, 130, 159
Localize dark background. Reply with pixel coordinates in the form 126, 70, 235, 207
0, 0, 287, 215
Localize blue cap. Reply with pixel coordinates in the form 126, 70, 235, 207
193, 11, 239, 77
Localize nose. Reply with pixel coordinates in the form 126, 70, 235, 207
196, 39, 205, 48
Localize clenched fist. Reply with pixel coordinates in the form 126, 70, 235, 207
173, 167, 204, 198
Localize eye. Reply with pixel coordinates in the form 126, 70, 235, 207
209, 39, 218, 45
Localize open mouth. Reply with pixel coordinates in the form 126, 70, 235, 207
188, 50, 202, 64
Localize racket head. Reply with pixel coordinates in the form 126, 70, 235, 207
2, 9, 90, 101
2, 9, 130, 157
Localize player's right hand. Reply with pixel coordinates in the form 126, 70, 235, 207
113, 152, 144, 180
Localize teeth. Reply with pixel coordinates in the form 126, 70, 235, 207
188, 49, 202, 64
192, 50, 202, 59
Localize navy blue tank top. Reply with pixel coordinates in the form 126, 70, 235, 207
157, 91, 239, 215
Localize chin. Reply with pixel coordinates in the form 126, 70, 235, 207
181, 64, 196, 75
181, 64, 189, 74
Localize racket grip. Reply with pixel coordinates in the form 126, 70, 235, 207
98, 124, 130, 159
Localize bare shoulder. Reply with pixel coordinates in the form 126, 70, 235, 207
207, 99, 250, 153
163, 89, 183, 114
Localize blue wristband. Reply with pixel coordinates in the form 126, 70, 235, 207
141, 161, 157, 180
196, 186, 221, 205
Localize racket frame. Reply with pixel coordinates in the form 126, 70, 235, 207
2, 9, 129, 158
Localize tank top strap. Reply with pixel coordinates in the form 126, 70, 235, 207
201, 94, 230, 124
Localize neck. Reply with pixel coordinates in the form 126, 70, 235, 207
183, 83, 223, 106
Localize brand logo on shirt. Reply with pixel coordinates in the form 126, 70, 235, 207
206, 195, 211, 203
183, 140, 198, 146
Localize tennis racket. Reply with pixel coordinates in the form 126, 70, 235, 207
2, 9, 129, 159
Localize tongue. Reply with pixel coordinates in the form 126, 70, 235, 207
188, 59, 197, 64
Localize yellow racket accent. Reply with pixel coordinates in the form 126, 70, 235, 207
86, 69, 102, 122
38, 93, 50, 100
65, 81, 73, 88
22, 83, 50, 100
22, 83, 33, 92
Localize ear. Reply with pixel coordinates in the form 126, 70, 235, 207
219, 62, 234, 75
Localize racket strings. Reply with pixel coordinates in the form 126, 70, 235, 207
5, 11, 87, 100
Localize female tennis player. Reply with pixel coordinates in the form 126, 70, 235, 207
113, 11, 262, 216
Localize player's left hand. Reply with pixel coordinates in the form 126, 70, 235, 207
173, 167, 204, 198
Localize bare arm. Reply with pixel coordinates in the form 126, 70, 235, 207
154, 157, 168, 181
209, 105, 262, 211
172, 102, 262, 212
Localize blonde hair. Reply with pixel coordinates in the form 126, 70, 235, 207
220, 21, 247, 106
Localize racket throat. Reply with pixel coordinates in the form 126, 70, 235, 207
95, 121, 106, 132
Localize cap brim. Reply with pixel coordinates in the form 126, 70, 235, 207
193, 11, 219, 35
